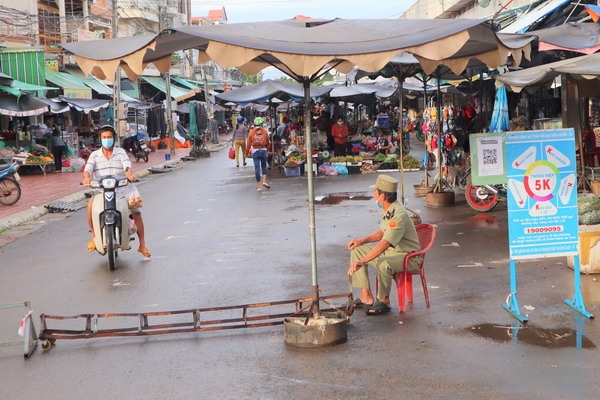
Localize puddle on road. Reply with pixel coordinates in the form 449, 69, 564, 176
469, 215, 499, 228
314, 193, 371, 204
467, 323, 596, 349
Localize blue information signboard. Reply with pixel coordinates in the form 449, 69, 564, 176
505, 129, 579, 259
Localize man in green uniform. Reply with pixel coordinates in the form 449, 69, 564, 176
347, 174, 421, 315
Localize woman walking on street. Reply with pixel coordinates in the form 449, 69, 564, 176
246, 117, 271, 191
49, 125, 66, 173
232, 116, 248, 167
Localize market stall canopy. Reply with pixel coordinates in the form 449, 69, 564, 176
495, 52, 600, 92
56, 95, 111, 113
0, 78, 55, 98
34, 97, 71, 114
59, 19, 534, 81
141, 76, 196, 102
44, 68, 92, 99
0, 95, 49, 117
499, 0, 571, 34
171, 76, 203, 93
531, 22, 600, 54
328, 82, 397, 99
214, 79, 332, 105
0, 72, 13, 86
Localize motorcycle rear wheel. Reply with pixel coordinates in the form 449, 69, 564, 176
142, 153, 149, 162
465, 182, 498, 212
106, 227, 117, 271
0, 177, 21, 206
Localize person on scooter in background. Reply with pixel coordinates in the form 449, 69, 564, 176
82, 125, 151, 258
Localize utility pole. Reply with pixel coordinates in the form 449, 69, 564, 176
111, 0, 122, 144
157, 0, 175, 157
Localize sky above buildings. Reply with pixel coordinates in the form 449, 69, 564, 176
192, 0, 413, 23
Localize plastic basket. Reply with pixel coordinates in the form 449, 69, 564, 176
284, 166, 301, 177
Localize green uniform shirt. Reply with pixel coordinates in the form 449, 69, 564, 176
379, 201, 420, 254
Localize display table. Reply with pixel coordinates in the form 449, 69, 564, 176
16, 161, 54, 175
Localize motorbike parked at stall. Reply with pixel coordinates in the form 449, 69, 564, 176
0, 161, 21, 206
460, 168, 507, 212
88, 175, 138, 270
122, 132, 150, 162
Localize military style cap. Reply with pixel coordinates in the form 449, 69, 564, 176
369, 174, 398, 193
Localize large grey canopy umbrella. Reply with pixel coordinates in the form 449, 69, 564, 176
60, 18, 535, 315
215, 79, 332, 105
495, 52, 600, 91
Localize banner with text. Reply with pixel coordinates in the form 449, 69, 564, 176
505, 129, 579, 259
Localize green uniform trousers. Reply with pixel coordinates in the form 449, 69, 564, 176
350, 244, 421, 299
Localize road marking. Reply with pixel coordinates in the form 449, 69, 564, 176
442, 242, 460, 247
165, 235, 187, 240
457, 262, 484, 268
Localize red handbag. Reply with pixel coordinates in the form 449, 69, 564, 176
228, 147, 235, 159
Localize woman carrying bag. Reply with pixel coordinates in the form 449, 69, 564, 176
49, 125, 67, 173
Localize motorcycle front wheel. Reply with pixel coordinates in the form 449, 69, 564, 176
106, 227, 117, 271
465, 183, 498, 212
142, 152, 149, 162
0, 177, 21, 206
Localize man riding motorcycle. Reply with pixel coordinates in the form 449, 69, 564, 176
82, 125, 151, 258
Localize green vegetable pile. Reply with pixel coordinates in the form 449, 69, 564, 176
578, 194, 600, 225
373, 153, 387, 162
399, 154, 421, 169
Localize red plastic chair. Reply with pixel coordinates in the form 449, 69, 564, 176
393, 223, 436, 313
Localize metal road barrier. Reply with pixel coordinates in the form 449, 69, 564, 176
38, 293, 353, 351
0, 301, 38, 357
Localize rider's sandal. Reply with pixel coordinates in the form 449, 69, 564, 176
87, 240, 96, 252
138, 248, 152, 258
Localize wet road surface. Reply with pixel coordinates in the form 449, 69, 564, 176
1, 146, 599, 399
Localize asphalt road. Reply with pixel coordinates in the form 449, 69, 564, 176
1, 145, 599, 399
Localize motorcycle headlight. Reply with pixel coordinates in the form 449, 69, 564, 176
101, 178, 117, 189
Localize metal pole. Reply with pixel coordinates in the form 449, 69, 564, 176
303, 79, 319, 311
111, 0, 121, 145
436, 69, 443, 192
164, 71, 175, 157
398, 68, 405, 204
202, 64, 214, 130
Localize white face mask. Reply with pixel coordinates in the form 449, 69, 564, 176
337, 121, 343, 125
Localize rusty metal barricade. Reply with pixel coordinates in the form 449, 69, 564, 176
38, 293, 353, 351
0, 301, 38, 357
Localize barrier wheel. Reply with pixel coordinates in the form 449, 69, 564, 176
41, 339, 54, 351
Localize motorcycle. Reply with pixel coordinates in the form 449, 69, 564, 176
460, 168, 507, 212
122, 132, 150, 162
0, 161, 21, 206
88, 175, 136, 270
